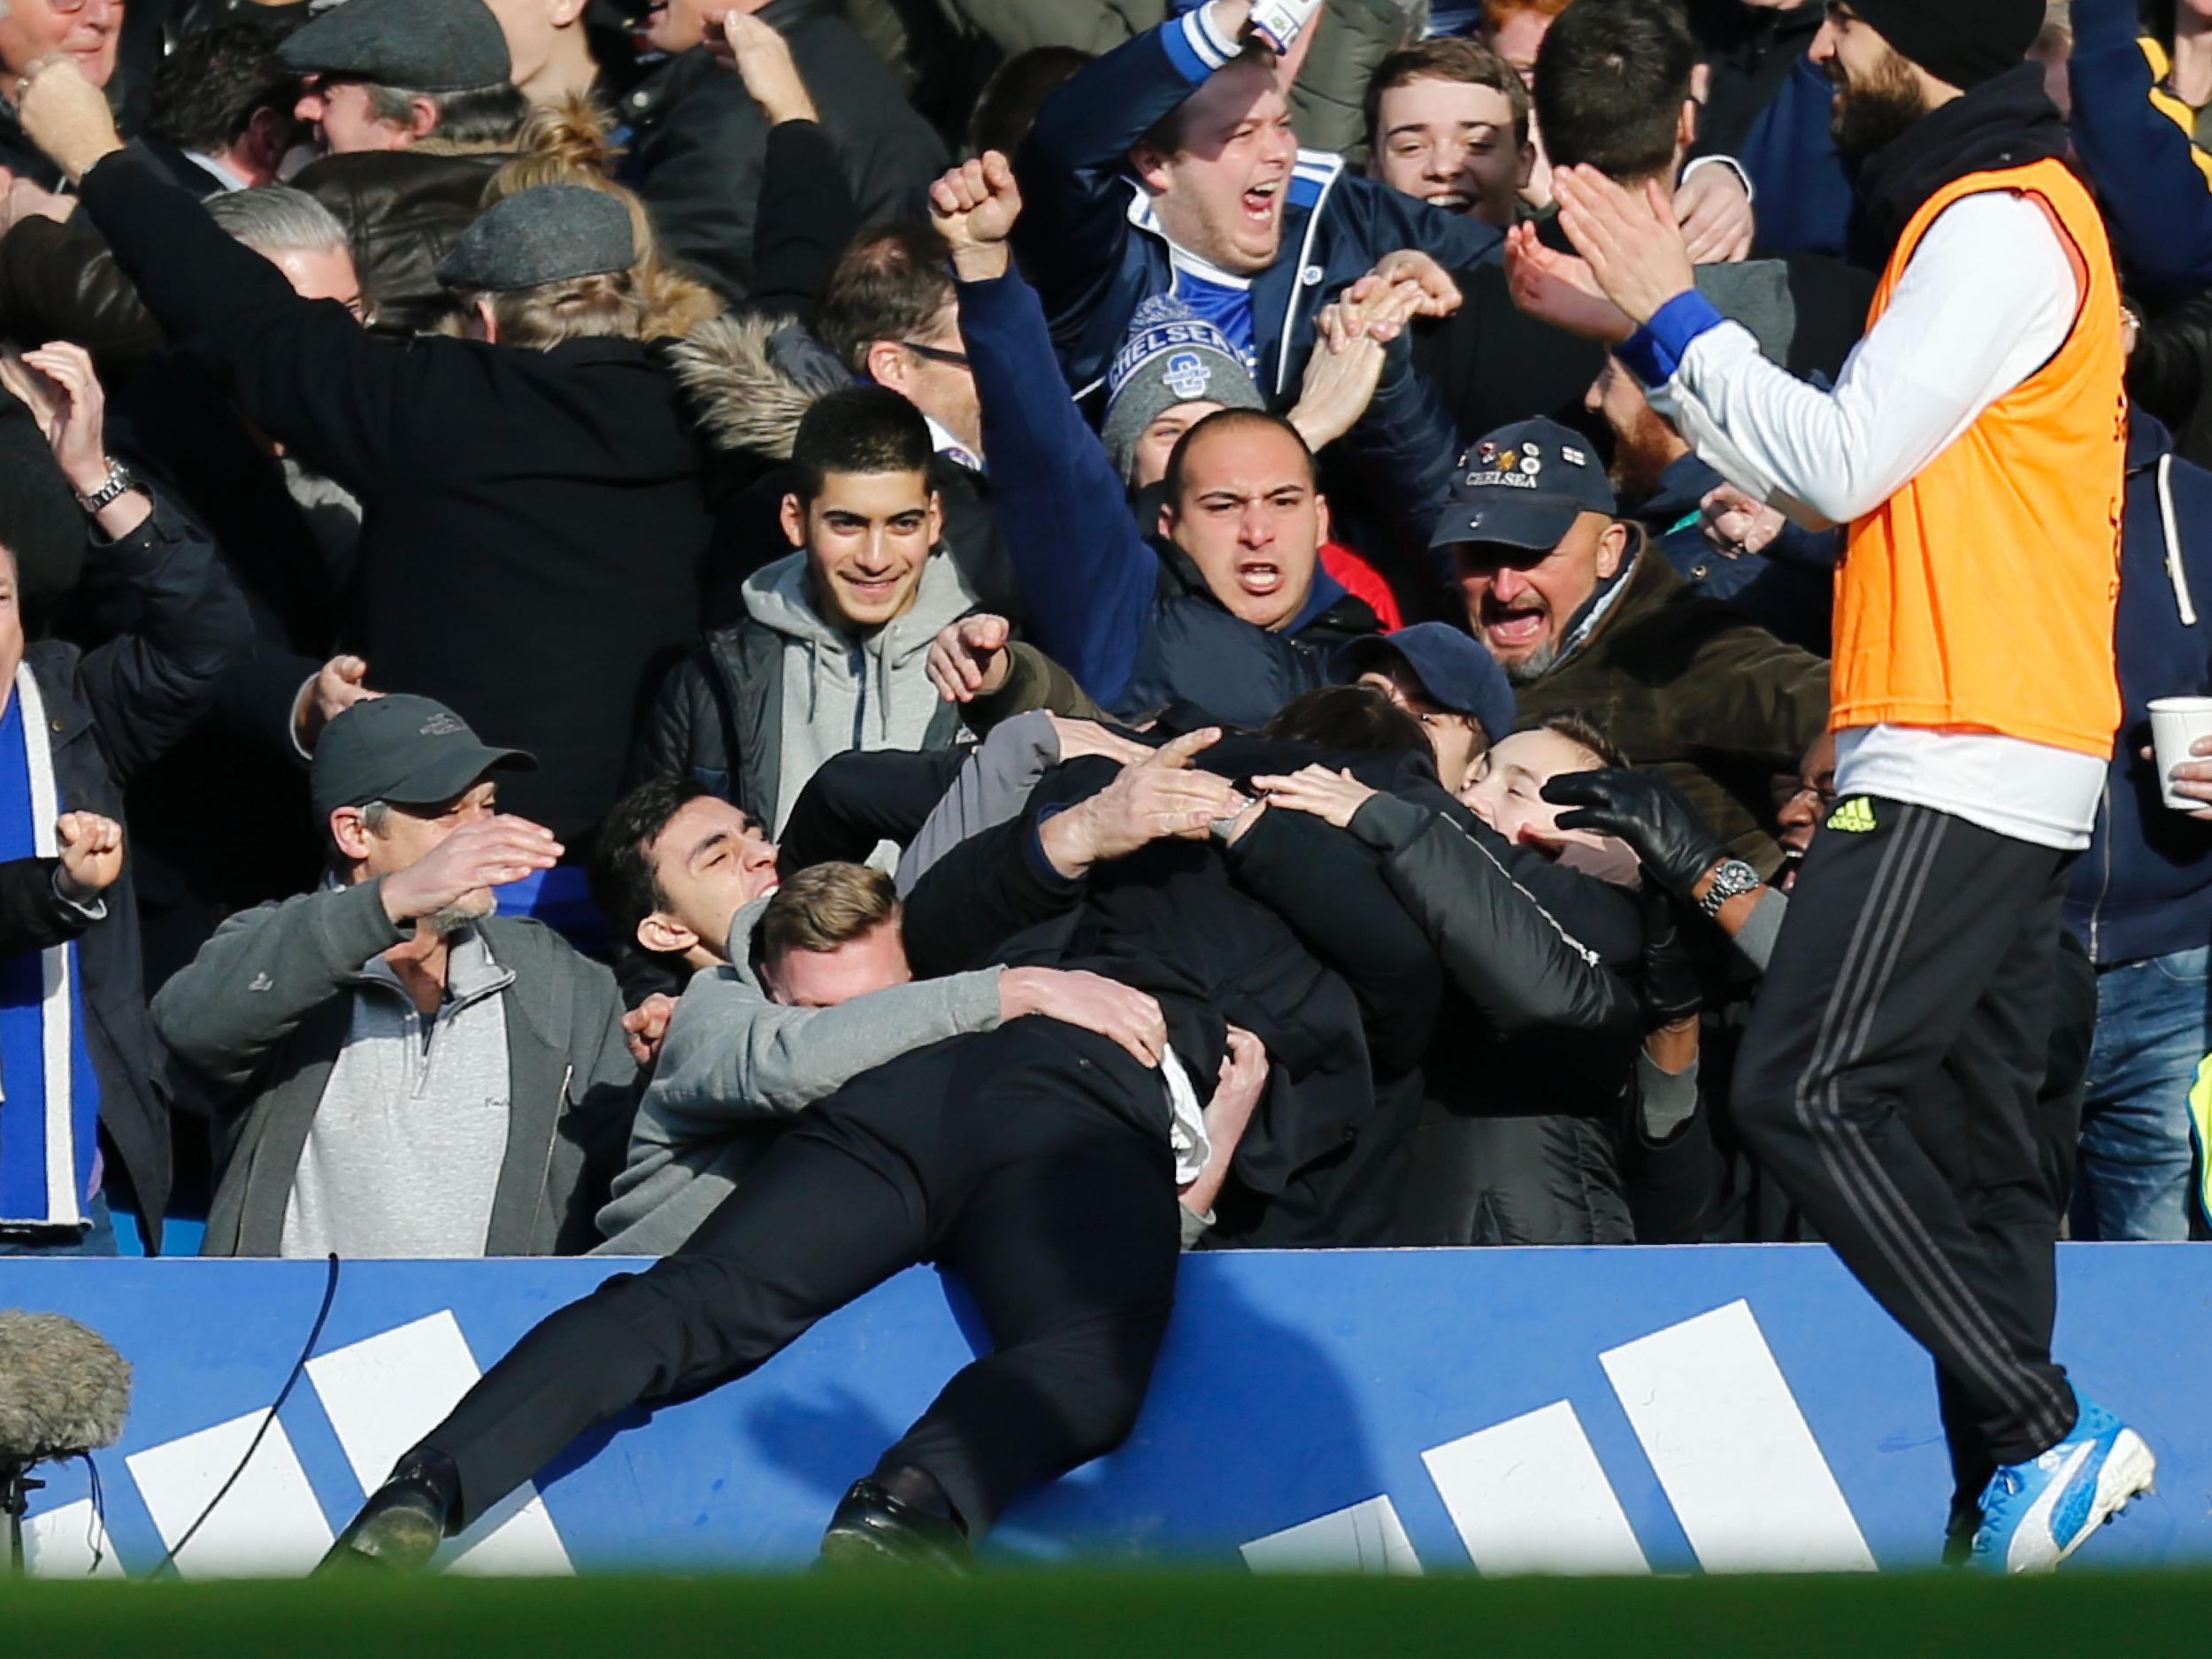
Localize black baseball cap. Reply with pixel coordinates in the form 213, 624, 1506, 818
1336, 623, 1516, 747
1428, 418, 1617, 555
311, 695, 535, 820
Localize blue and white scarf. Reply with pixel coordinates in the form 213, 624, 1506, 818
0, 664, 100, 1230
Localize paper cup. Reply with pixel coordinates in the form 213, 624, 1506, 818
2149, 696, 2212, 810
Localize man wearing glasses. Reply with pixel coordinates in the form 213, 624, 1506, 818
1511, 0, 2153, 1571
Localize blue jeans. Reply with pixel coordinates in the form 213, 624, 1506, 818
2072, 948, 2212, 1240
0, 1191, 119, 1256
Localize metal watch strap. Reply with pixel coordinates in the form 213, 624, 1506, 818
1694, 858, 1762, 919
75, 460, 136, 515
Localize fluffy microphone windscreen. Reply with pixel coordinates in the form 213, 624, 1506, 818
0, 1310, 133, 1466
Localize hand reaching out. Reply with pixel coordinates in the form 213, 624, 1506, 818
623, 992, 680, 1068
1, 341, 111, 496
296, 654, 383, 751
54, 811, 123, 902
926, 614, 1013, 703
705, 11, 817, 126
1340, 250, 1461, 321
1674, 164, 1755, 265
1550, 165, 1698, 330
1001, 966, 1167, 1067
1700, 484, 1786, 558
1039, 726, 1248, 875
1047, 716, 1153, 768
1503, 220, 1634, 344
1248, 764, 1378, 829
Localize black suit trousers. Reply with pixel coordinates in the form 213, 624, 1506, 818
419, 1018, 1181, 1540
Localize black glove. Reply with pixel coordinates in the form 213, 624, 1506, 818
1637, 884, 1704, 1028
1541, 768, 1731, 900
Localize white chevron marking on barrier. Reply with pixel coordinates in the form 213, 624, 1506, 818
305, 1310, 572, 1575
1601, 1299, 1876, 1573
125, 1410, 331, 1576
1240, 1494, 1424, 1575
1422, 1399, 1652, 1576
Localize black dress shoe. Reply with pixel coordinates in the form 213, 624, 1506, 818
315, 1457, 457, 1575
818, 1479, 972, 1574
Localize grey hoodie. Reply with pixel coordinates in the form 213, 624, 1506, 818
594, 895, 1004, 1255
741, 546, 980, 836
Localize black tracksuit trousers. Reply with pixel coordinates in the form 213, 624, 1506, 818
1732, 798, 2082, 1472
415, 1018, 1182, 1540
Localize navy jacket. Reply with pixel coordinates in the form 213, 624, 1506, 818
959, 265, 1379, 724
1688, 2, 1857, 262
2067, 412, 2212, 966
1010, 4, 1501, 401
2070, 0, 2212, 304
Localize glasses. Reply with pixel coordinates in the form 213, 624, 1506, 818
901, 340, 971, 369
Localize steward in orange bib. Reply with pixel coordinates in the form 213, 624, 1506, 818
1509, 0, 2155, 1574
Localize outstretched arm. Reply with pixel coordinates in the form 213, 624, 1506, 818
1509, 165, 2078, 530
933, 154, 1161, 706
19, 59, 423, 492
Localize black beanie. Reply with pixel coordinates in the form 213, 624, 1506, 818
1847, 0, 2044, 92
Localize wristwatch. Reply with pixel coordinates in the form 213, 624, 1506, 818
74, 458, 139, 515
1694, 857, 1763, 918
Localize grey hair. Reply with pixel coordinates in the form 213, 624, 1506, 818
204, 185, 350, 257
357, 799, 393, 836
363, 79, 529, 147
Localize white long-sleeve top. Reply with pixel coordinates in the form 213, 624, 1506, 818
1622, 190, 2104, 849
1645, 193, 2076, 530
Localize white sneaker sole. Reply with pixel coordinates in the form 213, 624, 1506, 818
2047, 1430, 2158, 1571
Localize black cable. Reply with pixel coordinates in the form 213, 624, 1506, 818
80, 1451, 106, 1576
150, 1253, 340, 1579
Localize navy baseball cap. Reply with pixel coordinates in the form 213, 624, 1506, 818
1336, 623, 1517, 746
1428, 418, 1617, 555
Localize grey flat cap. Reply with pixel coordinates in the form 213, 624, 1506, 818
436, 186, 636, 292
280, 0, 512, 93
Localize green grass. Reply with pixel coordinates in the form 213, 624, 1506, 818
7, 1571, 2212, 1658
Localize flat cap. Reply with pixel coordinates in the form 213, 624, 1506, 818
435, 185, 636, 292
279, 0, 512, 94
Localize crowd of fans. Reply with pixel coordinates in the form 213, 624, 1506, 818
0, 0, 2202, 1281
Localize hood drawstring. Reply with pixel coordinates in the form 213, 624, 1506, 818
2159, 453, 2199, 627
807, 636, 823, 722
873, 626, 894, 744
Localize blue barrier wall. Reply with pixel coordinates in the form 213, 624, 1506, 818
5, 1245, 2208, 1578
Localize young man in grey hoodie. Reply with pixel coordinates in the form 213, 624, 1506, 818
589, 774, 1256, 1255
633, 387, 980, 838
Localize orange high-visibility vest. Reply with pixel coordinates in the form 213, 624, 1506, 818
1831, 159, 2125, 758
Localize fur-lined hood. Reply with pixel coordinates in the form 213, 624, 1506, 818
667, 311, 853, 460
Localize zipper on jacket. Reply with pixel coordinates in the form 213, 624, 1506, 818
525, 1062, 572, 1250
849, 642, 866, 750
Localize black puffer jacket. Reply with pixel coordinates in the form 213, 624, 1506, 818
611, 0, 945, 298
1344, 790, 1647, 1246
